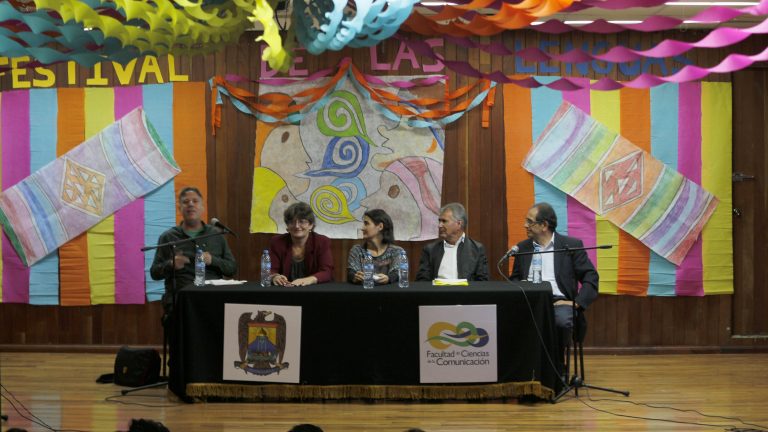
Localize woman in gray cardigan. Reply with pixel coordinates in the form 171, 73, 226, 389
347, 209, 405, 285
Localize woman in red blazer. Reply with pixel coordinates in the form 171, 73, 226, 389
269, 202, 334, 286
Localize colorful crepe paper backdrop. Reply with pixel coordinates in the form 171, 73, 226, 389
504, 79, 733, 296
0, 82, 207, 305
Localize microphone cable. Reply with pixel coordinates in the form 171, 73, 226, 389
579, 387, 768, 432
495, 259, 571, 394
1, 383, 88, 432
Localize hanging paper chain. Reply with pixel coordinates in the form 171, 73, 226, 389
292, 0, 417, 55
0, 0, 291, 71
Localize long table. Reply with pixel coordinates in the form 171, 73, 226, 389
168, 281, 561, 401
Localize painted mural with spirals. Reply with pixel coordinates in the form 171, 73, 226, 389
250, 76, 445, 240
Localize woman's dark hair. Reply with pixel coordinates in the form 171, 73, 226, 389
178, 186, 203, 202
283, 202, 316, 226
128, 419, 170, 432
533, 202, 558, 232
288, 424, 324, 432
364, 209, 395, 245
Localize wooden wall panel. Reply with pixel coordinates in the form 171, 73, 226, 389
1, 30, 767, 351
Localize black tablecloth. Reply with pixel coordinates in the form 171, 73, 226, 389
168, 281, 561, 401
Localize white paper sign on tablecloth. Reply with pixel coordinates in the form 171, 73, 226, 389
419, 304, 497, 383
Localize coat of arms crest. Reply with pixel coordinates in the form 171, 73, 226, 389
233, 311, 290, 375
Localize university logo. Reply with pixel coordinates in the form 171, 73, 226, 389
600, 150, 644, 214
426, 321, 489, 350
233, 311, 290, 376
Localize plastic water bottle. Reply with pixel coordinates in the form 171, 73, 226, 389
260, 249, 271, 287
194, 246, 205, 286
531, 245, 542, 284
363, 252, 374, 290
398, 250, 409, 289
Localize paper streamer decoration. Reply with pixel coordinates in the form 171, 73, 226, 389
34, 0, 252, 56
248, 0, 294, 71
535, 2, 768, 34
0, 82, 207, 305
399, 32, 768, 91
293, 0, 416, 55
0, 1, 142, 67
436, 13, 768, 68
402, 0, 574, 37
396, 0, 768, 90
566, 0, 686, 10
524, 101, 718, 265
211, 58, 495, 129
0, 108, 180, 267
0, 0, 291, 72
504, 79, 733, 296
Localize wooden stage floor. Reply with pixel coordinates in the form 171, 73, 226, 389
1, 352, 767, 432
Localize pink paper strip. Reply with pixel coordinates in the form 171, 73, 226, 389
398, 34, 768, 90
438, 14, 768, 66
1, 91, 31, 303
675, 83, 704, 296
113, 86, 146, 304
562, 81, 597, 266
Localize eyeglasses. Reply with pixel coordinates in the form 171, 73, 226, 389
287, 219, 311, 227
524, 218, 540, 226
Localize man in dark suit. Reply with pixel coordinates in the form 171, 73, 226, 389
510, 202, 598, 339
416, 202, 489, 281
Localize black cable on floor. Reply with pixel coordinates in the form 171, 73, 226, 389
105, 393, 184, 408
1, 384, 89, 432
564, 386, 768, 431
585, 394, 768, 431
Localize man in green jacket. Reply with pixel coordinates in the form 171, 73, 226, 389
150, 186, 237, 308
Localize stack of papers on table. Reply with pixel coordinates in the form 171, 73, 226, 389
432, 278, 468, 286
206, 279, 248, 286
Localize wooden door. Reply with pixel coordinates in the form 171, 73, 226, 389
732, 69, 768, 337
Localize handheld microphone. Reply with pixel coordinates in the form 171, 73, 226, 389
210, 218, 237, 237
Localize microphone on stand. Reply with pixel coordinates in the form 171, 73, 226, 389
497, 245, 519, 265
210, 218, 237, 237
502, 245, 520, 259
498, 243, 612, 264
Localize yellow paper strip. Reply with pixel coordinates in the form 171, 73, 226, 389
84, 88, 116, 304
590, 88, 621, 295
701, 82, 734, 294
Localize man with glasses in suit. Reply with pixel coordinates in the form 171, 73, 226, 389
509, 202, 599, 343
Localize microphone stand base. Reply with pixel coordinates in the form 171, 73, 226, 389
552, 376, 630, 403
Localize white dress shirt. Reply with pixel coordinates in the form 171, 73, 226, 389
530, 232, 564, 297
437, 234, 465, 279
